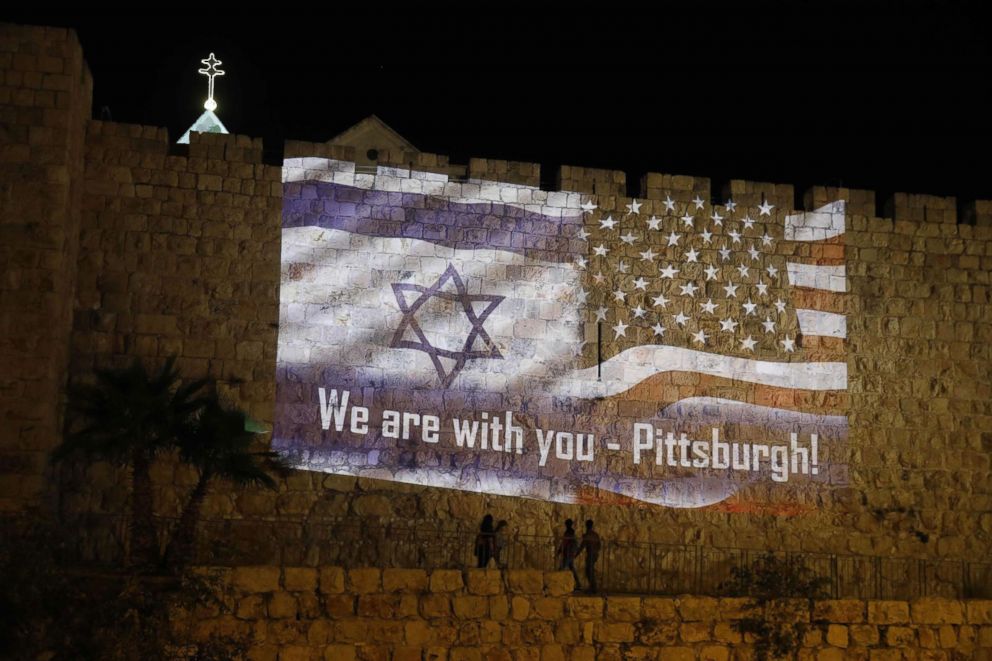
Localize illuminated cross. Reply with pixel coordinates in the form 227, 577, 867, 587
198, 53, 225, 111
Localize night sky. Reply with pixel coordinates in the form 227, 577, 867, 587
5, 7, 991, 205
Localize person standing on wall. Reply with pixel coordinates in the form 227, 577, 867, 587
493, 519, 509, 569
555, 518, 581, 589
577, 519, 602, 593
474, 514, 496, 568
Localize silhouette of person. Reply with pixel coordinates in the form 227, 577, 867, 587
474, 514, 495, 568
577, 519, 602, 593
555, 518, 580, 588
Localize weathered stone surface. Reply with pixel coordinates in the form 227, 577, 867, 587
319, 567, 345, 594
465, 569, 503, 596
382, 568, 428, 593
911, 598, 965, 624
507, 570, 544, 595
543, 571, 574, 597
347, 568, 381, 594
430, 569, 465, 593
605, 596, 640, 622
283, 567, 317, 592
232, 566, 281, 593
868, 601, 910, 624
814, 599, 866, 624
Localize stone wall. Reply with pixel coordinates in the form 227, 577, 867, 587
0, 24, 92, 512
185, 566, 992, 660
1, 21, 991, 569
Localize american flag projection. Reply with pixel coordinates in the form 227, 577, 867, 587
274, 157, 848, 509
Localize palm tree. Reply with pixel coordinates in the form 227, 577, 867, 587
53, 357, 208, 567
162, 400, 287, 571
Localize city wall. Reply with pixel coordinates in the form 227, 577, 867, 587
1, 23, 991, 565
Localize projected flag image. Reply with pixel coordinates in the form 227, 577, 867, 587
274, 158, 848, 509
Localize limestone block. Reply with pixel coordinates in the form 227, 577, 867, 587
642, 597, 678, 620
323, 594, 355, 618
681, 621, 712, 643
826, 624, 849, 647
347, 568, 381, 594
430, 569, 465, 593
594, 623, 634, 643
700, 646, 730, 661
452, 596, 489, 619
420, 594, 450, 618
266, 591, 297, 619
885, 625, 917, 647
232, 566, 281, 593
567, 596, 604, 620
606, 596, 641, 622
405, 620, 433, 646
678, 595, 720, 621
911, 598, 964, 624
868, 600, 910, 624
532, 597, 564, 621
849, 624, 880, 646
968, 601, 992, 624
543, 571, 574, 597
813, 599, 866, 623
382, 568, 428, 593
636, 619, 679, 646
507, 570, 544, 595
318, 567, 344, 594
465, 569, 503, 595
283, 567, 317, 592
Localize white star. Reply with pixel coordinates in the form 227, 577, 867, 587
758, 200, 774, 216
674, 311, 690, 326
755, 281, 769, 296
679, 282, 699, 297
692, 329, 708, 345
594, 307, 608, 322
651, 293, 669, 308
761, 233, 773, 246
701, 298, 718, 314
572, 341, 586, 358
718, 245, 732, 261
747, 245, 760, 261
613, 288, 626, 302
680, 214, 695, 228
647, 216, 662, 230
781, 335, 796, 352
575, 256, 588, 269
640, 248, 657, 262
617, 261, 630, 274
736, 263, 750, 278
684, 247, 699, 263
725, 199, 737, 212
593, 244, 608, 257
632, 277, 649, 290
632, 305, 647, 318
659, 263, 679, 279
700, 228, 713, 243
720, 318, 739, 333
663, 195, 676, 212
576, 228, 590, 241
692, 195, 705, 210
613, 320, 629, 338
666, 231, 681, 247
741, 335, 757, 351
626, 199, 642, 214
774, 298, 787, 313
742, 299, 757, 315
581, 200, 597, 213
765, 264, 779, 279
704, 264, 719, 281
710, 211, 724, 225
741, 215, 755, 230
723, 282, 739, 298
728, 229, 742, 244
593, 272, 606, 284
577, 289, 589, 305
762, 316, 776, 333
620, 232, 637, 245
599, 216, 617, 230
651, 322, 666, 337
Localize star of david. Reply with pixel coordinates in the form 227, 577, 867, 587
390, 265, 504, 387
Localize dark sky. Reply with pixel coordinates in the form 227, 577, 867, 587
6, 6, 992, 204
